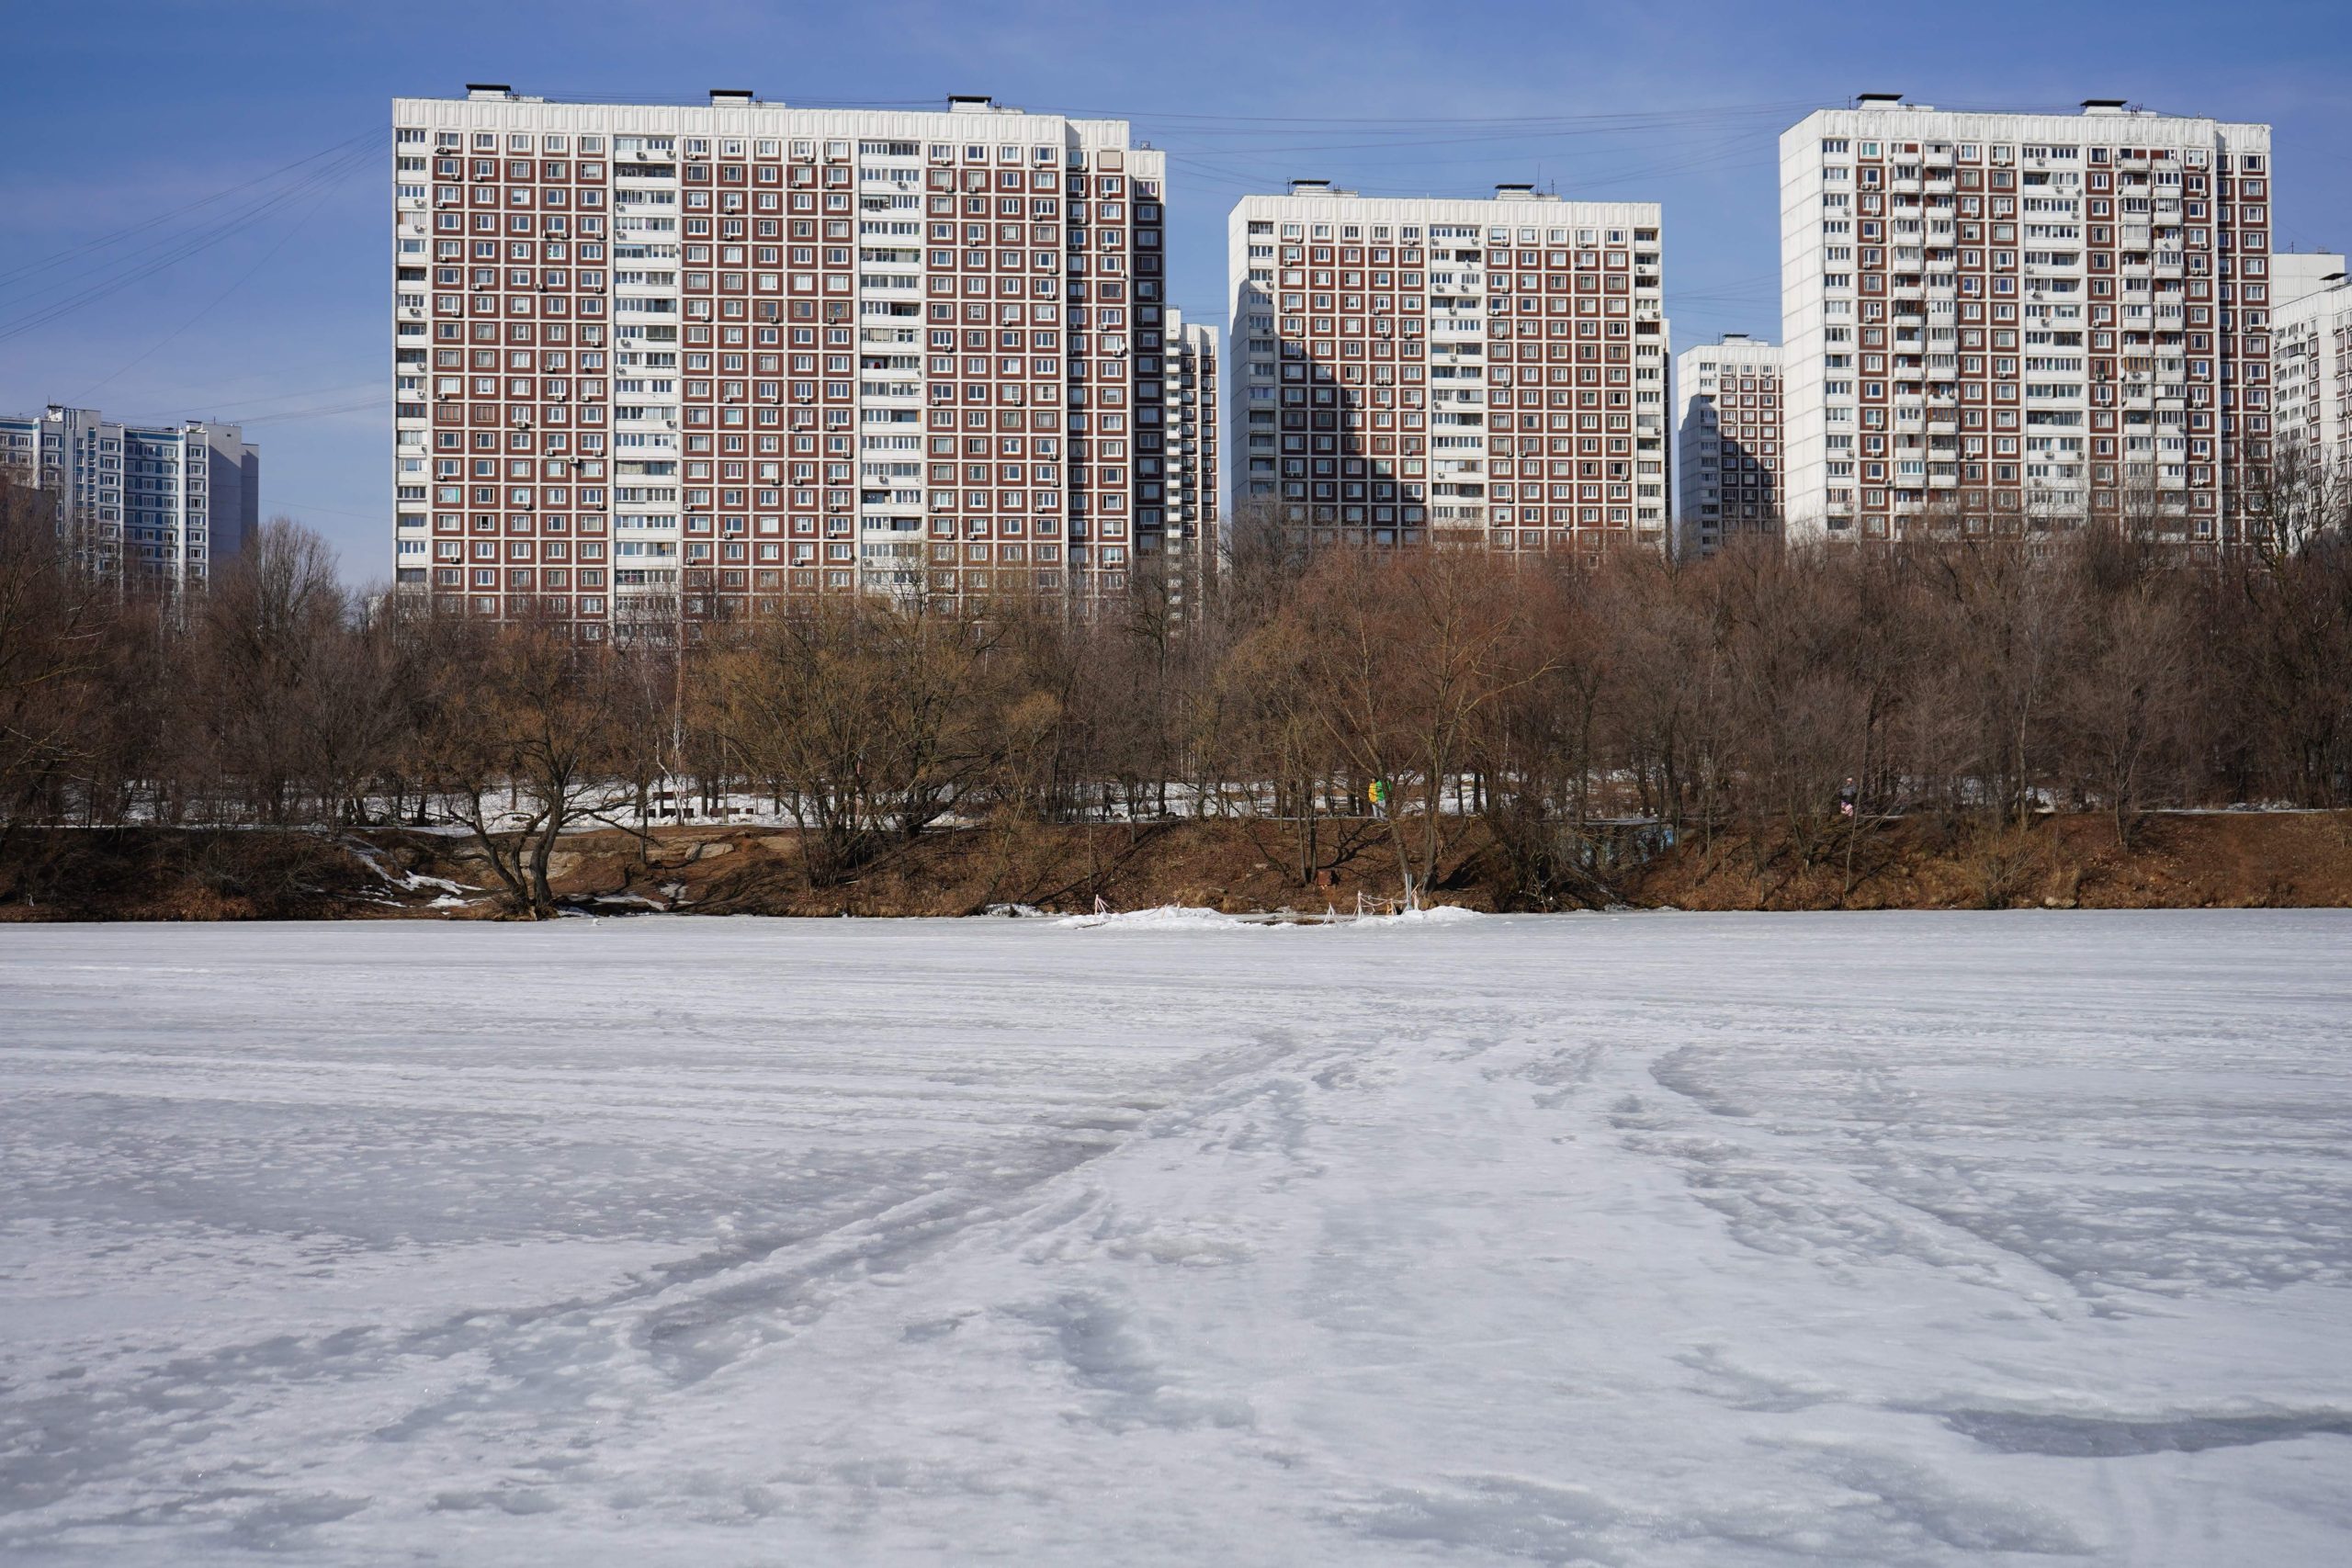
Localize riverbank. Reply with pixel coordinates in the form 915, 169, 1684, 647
4, 808, 2349, 921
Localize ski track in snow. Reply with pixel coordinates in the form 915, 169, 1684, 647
1, 911, 2349, 1564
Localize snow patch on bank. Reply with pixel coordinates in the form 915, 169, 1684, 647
341, 837, 482, 902
1057, 904, 1247, 929
1346, 903, 1484, 929
1057, 902, 1485, 931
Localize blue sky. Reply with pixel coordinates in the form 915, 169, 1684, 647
5, 0, 2347, 582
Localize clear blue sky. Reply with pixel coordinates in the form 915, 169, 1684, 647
5, 0, 2347, 583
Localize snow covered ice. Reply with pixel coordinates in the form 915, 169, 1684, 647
3, 911, 2349, 1565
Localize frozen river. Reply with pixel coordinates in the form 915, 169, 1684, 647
2, 910, 2347, 1564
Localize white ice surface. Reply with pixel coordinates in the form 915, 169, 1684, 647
2, 911, 2348, 1564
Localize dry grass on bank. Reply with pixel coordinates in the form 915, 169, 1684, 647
5, 809, 2350, 923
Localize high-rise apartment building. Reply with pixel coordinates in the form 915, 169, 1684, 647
0, 404, 257, 592
391, 86, 1170, 632
1780, 96, 2284, 545
1227, 182, 1669, 557
1673, 334, 1783, 558
2272, 263, 2352, 495
1156, 307, 1219, 615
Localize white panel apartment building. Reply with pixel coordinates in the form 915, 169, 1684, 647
1227, 183, 1668, 557
1780, 97, 2282, 545
0, 404, 258, 592
1158, 307, 1219, 615
2272, 264, 2352, 502
391, 87, 1170, 632
1673, 334, 1783, 558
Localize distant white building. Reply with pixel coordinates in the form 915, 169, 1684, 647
0, 404, 258, 593
2272, 263, 2352, 509
2271, 253, 2347, 312
1673, 334, 1783, 558
1227, 181, 1669, 557
1780, 96, 2285, 546
1158, 307, 1219, 615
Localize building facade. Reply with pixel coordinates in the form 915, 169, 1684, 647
1227, 182, 1668, 558
0, 404, 257, 592
1156, 307, 1219, 616
1780, 97, 2284, 545
391, 86, 1170, 632
1673, 334, 1783, 558
2272, 265, 2352, 502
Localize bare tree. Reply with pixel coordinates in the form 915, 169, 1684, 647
413, 615, 629, 918
710, 598, 1002, 887
192, 520, 358, 824
2056, 569, 2199, 847
0, 471, 112, 848
1469, 560, 1620, 908
1295, 545, 1554, 906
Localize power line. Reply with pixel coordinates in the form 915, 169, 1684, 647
0, 138, 380, 338
513, 92, 1828, 128
1170, 117, 1774, 153
1074, 100, 1826, 128
232, 395, 384, 427
266, 496, 390, 524
0, 129, 384, 292
0, 131, 387, 344
75, 161, 359, 403
181, 378, 385, 421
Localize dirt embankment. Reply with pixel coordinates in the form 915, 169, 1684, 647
3, 809, 2348, 922
1627, 810, 2352, 912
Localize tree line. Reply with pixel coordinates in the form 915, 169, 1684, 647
6, 469, 2349, 916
